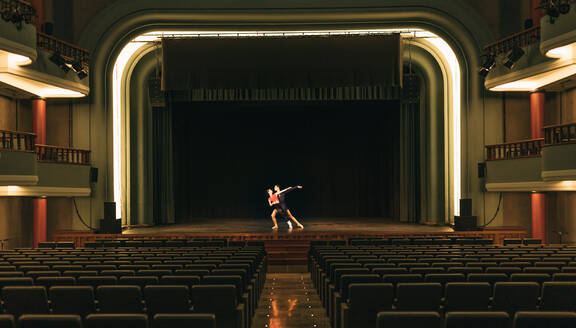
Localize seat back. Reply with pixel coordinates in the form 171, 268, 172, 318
85, 314, 148, 328
340, 274, 381, 300
18, 314, 82, 328
513, 311, 576, 328
0, 315, 14, 328
445, 312, 509, 328
143, 285, 190, 315
396, 283, 442, 311
50, 286, 95, 316
151, 314, 215, 328
493, 282, 540, 313
541, 282, 576, 311
376, 311, 441, 328
1, 286, 49, 317
96, 285, 143, 313
444, 282, 491, 311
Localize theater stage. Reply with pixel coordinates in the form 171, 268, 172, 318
53, 218, 526, 264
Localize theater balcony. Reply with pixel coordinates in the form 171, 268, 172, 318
542, 122, 576, 180
0, 1, 89, 98
0, 130, 91, 196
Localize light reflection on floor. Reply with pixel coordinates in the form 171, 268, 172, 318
253, 273, 329, 328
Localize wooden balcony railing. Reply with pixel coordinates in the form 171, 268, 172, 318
36, 144, 90, 165
37, 32, 90, 65
483, 26, 541, 56
486, 138, 544, 161
544, 122, 576, 145
0, 0, 36, 30
0, 130, 36, 152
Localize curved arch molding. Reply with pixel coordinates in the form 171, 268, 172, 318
78, 3, 495, 225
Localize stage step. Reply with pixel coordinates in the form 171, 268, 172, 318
264, 240, 310, 265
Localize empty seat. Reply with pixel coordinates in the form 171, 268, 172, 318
50, 286, 95, 316
509, 273, 550, 283
143, 285, 191, 315
376, 311, 441, 328
1, 287, 49, 317
85, 314, 148, 328
35, 276, 75, 287
467, 273, 508, 284
152, 314, 215, 328
541, 282, 576, 311
18, 314, 82, 328
77, 275, 117, 287
119, 276, 159, 287
160, 275, 200, 288
396, 283, 442, 311
0, 315, 14, 328
493, 282, 540, 313
424, 273, 465, 285
191, 285, 243, 328
341, 283, 394, 328
382, 274, 423, 284
445, 311, 509, 328
97, 285, 144, 313
513, 311, 576, 328
553, 273, 576, 281
444, 282, 492, 311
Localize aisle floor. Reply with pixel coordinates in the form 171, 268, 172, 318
252, 273, 330, 328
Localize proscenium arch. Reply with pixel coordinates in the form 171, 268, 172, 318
78, 3, 495, 226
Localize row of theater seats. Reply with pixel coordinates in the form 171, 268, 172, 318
309, 243, 576, 328
373, 311, 576, 328
0, 313, 216, 328
39, 239, 262, 248
0, 245, 267, 328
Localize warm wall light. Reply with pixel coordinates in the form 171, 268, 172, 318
488, 59, 576, 91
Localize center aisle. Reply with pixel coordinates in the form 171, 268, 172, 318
252, 273, 330, 328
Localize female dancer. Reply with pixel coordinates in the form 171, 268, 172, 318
273, 185, 305, 229
267, 189, 281, 229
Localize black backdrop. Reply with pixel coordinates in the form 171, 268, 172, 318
172, 101, 400, 222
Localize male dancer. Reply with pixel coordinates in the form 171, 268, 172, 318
274, 185, 304, 229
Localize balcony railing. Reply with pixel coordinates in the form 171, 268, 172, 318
36, 144, 90, 165
483, 26, 541, 56
0, 0, 36, 30
544, 122, 576, 145
0, 130, 36, 151
486, 138, 544, 161
37, 32, 90, 65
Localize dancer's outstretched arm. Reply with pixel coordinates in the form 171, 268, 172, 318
277, 185, 303, 194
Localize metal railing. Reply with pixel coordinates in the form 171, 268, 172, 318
0, 0, 36, 30
36, 144, 91, 165
483, 26, 541, 56
0, 129, 36, 151
486, 138, 544, 161
37, 32, 90, 65
544, 122, 576, 145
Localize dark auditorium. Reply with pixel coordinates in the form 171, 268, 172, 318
1, 0, 576, 327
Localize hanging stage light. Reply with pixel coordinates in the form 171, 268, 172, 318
478, 54, 496, 77
503, 46, 525, 69
71, 60, 88, 79
49, 52, 71, 73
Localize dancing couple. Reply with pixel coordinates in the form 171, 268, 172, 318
267, 185, 304, 230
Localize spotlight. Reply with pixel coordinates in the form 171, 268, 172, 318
71, 61, 88, 79
49, 52, 71, 73
503, 46, 525, 69
478, 55, 496, 77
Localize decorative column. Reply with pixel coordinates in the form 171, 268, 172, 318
32, 98, 47, 247
530, 92, 546, 243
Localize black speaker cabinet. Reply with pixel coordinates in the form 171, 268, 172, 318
104, 202, 116, 221
90, 167, 98, 183
98, 218, 121, 234
460, 199, 473, 217
454, 215, 478, 231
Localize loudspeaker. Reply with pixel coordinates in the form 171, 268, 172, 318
454, 215, 478, 231
460, 198, 472, 217
478, 162, 486, 178
90, 167, 98, 183
98, 218, 121, 234
104, 202, 116, 221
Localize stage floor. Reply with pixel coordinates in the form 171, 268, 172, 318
122, 218, 454, 235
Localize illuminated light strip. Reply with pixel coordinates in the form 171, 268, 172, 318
112, 28, 463, 221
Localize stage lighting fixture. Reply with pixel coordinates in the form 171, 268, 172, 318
559, 2, 570, 14
49, 52, 71, 73
478, 55, 496, 77
503, 46, 525, 69
71, 61, 88, 79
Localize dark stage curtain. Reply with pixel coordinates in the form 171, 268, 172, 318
162, 34, 402, 101
171, 101, 401, 221
152, 107, 175, 224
